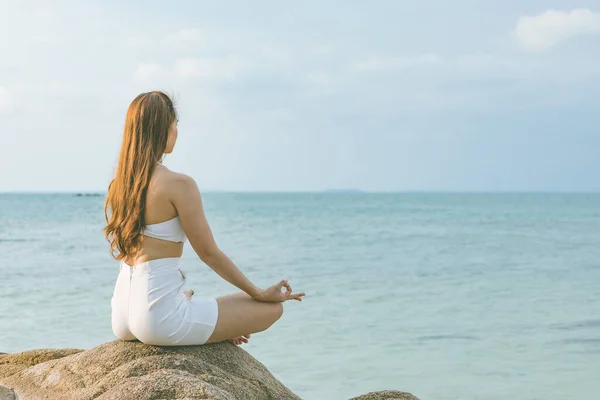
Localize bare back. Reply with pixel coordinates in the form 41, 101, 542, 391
122, 164, 184, 266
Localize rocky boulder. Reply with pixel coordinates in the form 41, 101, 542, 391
0, 340, 299, 400
349, 390, 420, 400
0, 340, 419, 399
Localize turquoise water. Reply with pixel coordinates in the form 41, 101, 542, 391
1, 193, 599, 399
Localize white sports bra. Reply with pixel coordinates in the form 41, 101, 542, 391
142, 216, 187, 243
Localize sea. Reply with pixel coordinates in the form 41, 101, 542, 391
1, 192, 599, 400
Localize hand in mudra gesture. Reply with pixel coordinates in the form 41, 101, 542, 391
255, 280, 305, 302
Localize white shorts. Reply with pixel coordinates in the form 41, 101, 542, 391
111, 257, 219, 346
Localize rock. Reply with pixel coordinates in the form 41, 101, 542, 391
349, 390, 420, 400
0, 349, 82, 380
0, 340, 300, 400
0, 341, 419, 400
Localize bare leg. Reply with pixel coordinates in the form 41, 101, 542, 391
205, 292, 284, 344
184, 290, 253, 345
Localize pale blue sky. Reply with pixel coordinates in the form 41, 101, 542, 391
0, 1, 599, 192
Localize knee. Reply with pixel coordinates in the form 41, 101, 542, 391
273, 302, 284, 321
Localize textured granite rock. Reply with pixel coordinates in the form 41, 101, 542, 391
0, 341, 419, 400
349, 390, 420, 400
0, 340, 299, 399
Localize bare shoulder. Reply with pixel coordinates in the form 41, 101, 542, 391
165, 171, 197, 194
152, 166, 194, 190
154, 168, 202, 210
147, 166, 194, 209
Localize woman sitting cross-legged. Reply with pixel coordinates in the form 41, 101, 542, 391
104, 91, 305, 346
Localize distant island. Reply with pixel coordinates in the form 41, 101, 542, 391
73, 193, 103, 197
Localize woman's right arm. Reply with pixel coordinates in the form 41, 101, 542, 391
170, 173, 261, 297
170, 173, 305, 302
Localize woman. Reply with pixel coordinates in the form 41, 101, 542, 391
104, 91, 305, 346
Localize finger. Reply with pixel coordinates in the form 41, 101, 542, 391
279, 279, 290, 290
282, 280, 292, 295
277, 280, 290, 297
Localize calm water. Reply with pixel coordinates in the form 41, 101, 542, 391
1, 193, 599, 400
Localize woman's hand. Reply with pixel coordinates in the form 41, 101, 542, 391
253, 280, 305, 303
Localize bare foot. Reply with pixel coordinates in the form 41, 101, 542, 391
228, 334, 251, 345
183, 289, 194, 301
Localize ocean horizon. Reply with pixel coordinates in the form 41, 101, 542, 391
3, 189, 600, 195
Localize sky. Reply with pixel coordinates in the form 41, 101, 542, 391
0, 0, 599, 192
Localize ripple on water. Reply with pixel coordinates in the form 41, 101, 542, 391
552, 319, 600, 331
561, 337, 600, 345
416, 334, 479, 342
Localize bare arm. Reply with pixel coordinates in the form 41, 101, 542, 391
170, 174, 261, 298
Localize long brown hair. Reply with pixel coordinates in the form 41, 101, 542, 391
103, 91, 178, 261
